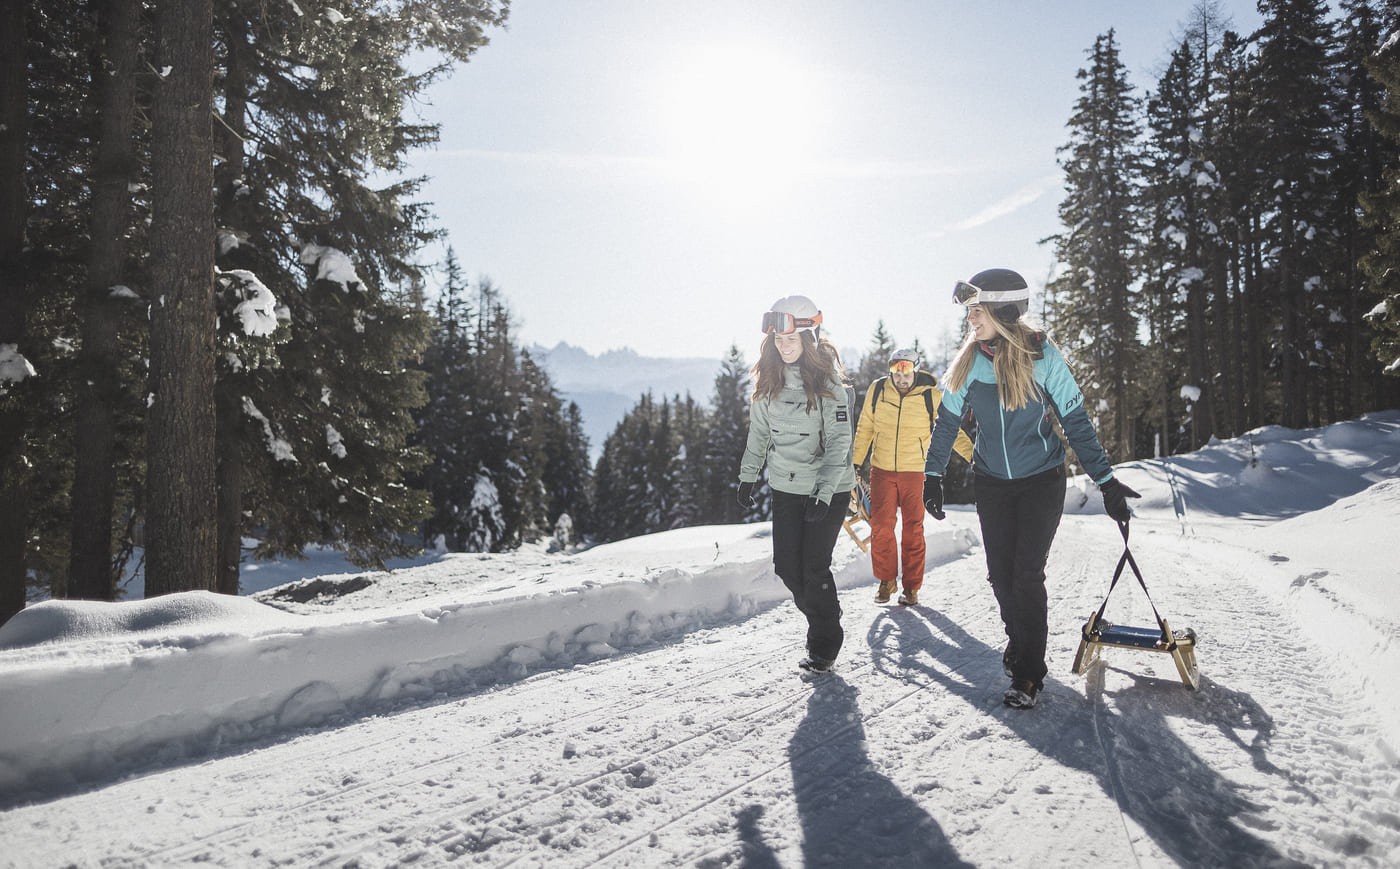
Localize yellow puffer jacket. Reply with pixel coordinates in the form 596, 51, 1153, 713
853, 371, 974, 473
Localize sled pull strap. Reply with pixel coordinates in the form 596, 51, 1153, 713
1089, 521, 1170, 644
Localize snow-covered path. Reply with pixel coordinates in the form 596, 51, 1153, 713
5, 507, 1397, 868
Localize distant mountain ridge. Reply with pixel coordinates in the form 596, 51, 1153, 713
527, 342, 725, 460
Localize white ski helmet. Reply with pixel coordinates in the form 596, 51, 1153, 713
762, 295, 823, 338
888, 347, 920, 372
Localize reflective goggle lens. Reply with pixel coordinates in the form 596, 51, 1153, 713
761, 311, 795, 334
953, 280, 982, 306
889, 360, 915, 374
761, 310, 823, 334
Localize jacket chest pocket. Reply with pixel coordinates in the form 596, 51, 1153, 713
769, 406, 821, 462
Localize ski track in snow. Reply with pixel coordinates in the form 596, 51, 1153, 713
4, 513, 1400, 868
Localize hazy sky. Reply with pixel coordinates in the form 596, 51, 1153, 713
408, 1, 1264, 360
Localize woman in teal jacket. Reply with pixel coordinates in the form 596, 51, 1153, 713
737, 295, 856, 672
923, 269, 1139, 709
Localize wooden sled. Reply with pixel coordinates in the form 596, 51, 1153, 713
1070, 522, 1201, 689
1072, 614, 1200, 689
842, 477, 873, 552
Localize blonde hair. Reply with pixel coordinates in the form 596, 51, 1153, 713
752, 331, 846, 411
944, 312, 1048, 411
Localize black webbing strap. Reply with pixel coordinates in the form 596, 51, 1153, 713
1090, 520, 1170, 644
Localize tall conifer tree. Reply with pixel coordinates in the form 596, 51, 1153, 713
1047, 30, 1145, 460
703, 345, 754, 525
1253, 0, 1340, 427
1142, 40, 1217, 453
1359, 4, 1400, 381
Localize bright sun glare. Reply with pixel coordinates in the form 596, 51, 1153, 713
662, 43, 821, 205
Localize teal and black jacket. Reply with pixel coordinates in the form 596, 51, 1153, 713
924, 338, 1115, 485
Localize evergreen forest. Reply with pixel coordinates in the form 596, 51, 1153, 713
2, 0, 1399, 625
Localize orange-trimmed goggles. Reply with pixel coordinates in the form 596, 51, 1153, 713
889, 360, 915, 374
761, 310, 822, 335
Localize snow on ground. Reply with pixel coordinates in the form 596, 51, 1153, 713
1, 412, 1398, 867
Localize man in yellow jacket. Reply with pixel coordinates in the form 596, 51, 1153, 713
853, 348, 974, 605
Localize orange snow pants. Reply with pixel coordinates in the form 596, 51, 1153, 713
869, 467, 927, 591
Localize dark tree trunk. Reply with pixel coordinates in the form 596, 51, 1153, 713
1279, 242, 1302, 429
1210, 253, 1236, 439
215, 389, 243, 596
0, 0, 29, 626
70, 0, 140, 601
214, 11, 252, 596
1186, 277, 1214, 446
1245, 215, 1264, 429
145, 0, 217, 596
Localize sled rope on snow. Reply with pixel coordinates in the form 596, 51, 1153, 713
842, 476, 873, 552
1071, 520, 1201, 689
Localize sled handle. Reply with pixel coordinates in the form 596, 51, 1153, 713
1088, 520, 1170, 646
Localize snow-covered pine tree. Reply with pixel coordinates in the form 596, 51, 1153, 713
1046, 29, 1145, 462
1207, 28, 1268, 431
464, 279, 527, 552
1252, 0, 1341, 428
1335, 0, 1400, 409
702, 345, 755, 525
513, 350, 563, 543
1142, 39, 1216, 454
1359, 3, 1400, 384
541, 401, 593, 539
239, 242, 432, 570
853, 321, 897, 424
647, 397, 680, 531
594, 393, 661, 542
414, 248, 479, 552
667, 393, 709, 530
208, 3, 508, 574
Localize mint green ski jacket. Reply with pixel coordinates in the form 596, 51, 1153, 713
739, 364, 857, 505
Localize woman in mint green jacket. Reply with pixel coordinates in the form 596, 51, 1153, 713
737, 295, 856, 673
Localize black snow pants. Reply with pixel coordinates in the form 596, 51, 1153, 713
974, 465, 1065, 691
770, 489, 851, 663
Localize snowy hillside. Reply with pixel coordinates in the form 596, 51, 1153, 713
1, 412, 1398, 867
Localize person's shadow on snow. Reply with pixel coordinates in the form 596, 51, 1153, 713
871, 606, 1309, 869
786, 673, 974, 868
729, 804, 782, 869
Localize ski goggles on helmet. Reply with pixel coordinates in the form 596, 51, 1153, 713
889, 360, 915, 374
761, 310, 823, 335
953, 280, 1029, 307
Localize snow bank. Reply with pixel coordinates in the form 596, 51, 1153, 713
0, 524, 976, 798
1247, 476, 1400, 755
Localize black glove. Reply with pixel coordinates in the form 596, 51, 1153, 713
1100, 477, 1141, 523
923, 475, 945, 520
804, 497, 829, 523
736, 480, 756, 509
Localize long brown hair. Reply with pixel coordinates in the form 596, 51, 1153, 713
751, 331, 846, 412
944, 312, 1050, 411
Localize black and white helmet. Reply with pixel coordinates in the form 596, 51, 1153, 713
953, 268, 1030, 325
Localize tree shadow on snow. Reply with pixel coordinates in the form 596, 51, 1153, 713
785, 673, 975, 868
870, 606, 1310, 869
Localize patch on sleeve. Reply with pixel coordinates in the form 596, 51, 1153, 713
835, 410, 848, 423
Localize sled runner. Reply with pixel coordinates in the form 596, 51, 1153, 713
1071, 521, 1200, 689
842, 476, 874, 552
